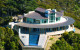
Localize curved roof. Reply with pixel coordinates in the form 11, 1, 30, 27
24, 12, 63, 19
24, 12, 48, 19
16, 16, 75, 28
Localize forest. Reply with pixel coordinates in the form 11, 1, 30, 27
0, 0, 80, 50
0, 27, 20, 50
0, 0, 80, 28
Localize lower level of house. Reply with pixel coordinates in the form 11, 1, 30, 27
12, 24, 75, 50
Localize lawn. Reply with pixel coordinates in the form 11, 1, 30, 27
45, 35, 61, 50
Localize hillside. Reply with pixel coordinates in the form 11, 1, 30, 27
0, 0, 80, 28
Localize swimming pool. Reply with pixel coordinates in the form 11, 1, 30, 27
29, 35, 39, 46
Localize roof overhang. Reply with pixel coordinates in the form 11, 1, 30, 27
15, 16, 75, 28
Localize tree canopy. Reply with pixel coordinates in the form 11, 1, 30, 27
0, 0, 80, 28
50, 32, 80, 50
0, 27, 20, 50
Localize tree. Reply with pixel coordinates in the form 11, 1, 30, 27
50, 38, 73, 50
0, 17, 4, 25
0, 27, 5, 50
0, 27, 19, 50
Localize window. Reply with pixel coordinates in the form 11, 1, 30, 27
23, 17, 26, 22
50, 13, 55, 16
49, 15, 55, 23
42, 19, 48, 23
65, 26, 69, 29
56, 17, 60, 22
33, 28, 40, 32
21, 27, 26, 34
26, 18, 33, 23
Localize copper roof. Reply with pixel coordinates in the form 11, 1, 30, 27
16, 16, 75, 28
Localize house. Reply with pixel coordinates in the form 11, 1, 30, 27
9, 7, 75, 50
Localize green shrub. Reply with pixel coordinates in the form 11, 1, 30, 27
49, 38, 53, 40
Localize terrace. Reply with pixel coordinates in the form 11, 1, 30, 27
15, 16, 74, 28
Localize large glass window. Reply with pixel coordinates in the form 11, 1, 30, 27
26, 18, 33, 23
33, 28, 40, 32
50, 13, 55, 16
49, 13, 55, 23
25, 18, 48, 24
49, 15, 55, 23
20, 27, 29, 34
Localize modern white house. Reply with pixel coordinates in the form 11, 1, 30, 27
9, 8, 75, 50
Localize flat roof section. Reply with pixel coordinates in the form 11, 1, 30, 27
35, 7, 46, 13
56, 12, 63, 17
16, 16, 75, 28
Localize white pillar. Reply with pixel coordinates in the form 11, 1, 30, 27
19, 28, 21, 35
48, 14, 49, 23
19, 27, 29, 45
69, 25, 71, 29
55, 13, 56, 23
11, 25, 13, 29
26, 34, 29, 45
11, 24, 14, 29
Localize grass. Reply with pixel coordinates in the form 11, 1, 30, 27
49, 38, 54, 40
45, 35, 61, 50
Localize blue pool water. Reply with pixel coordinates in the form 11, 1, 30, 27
29, 35, 39, 46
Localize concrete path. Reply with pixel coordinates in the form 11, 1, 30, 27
75, 27, 80, 34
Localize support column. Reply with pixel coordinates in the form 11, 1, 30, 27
26, 28, 29, 45
25, 28, 26, 34
26, 34, 29, 45
29, 28, 31, 34
56, 28, 57, 31
55, 13, 56, 23
19, 27, 21, 36
48, 13, 49, 23
11, 24, 14, 29
40, 28, 41, 34
64, 26, 66, 31
69, 25, 71, 29
44, 28, 46, 34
